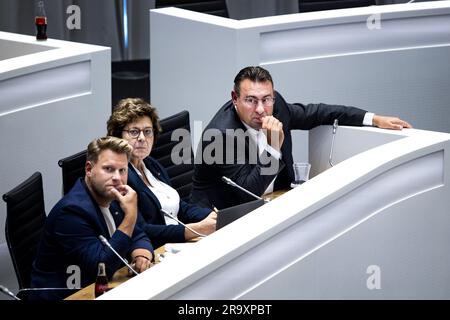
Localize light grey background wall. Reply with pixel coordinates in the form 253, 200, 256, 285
1, 0, 437, 61
150, 3, 450, 169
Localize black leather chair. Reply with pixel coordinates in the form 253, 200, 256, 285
58, 150, 87, 195
299, 0, 375, 12
2, 172, 46, 292
153, 110, 195, 201
155, 0, 229, 17
56, 111, 194, 200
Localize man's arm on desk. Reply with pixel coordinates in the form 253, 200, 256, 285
130, 248, 153, 273
372, 115, 412, 130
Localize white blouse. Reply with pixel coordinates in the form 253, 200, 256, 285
132, 163, 180, 225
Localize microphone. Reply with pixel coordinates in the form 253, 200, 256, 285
329, 119, 338, 167
98, 235, 139, 276
160, 209, 207, 238
332, 118, 338, 134
0, 284, 20, 300
18, 287, 78, 293
221, 176, 267, 202
1, 284, 79, 300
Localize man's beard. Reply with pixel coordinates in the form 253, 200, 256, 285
89, 178, 115, 204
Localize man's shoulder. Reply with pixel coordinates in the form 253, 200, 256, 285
49, 179, 95, 217
206, 100, 239, 131
273, 91, 290, 112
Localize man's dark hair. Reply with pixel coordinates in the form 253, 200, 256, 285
233, 66, 273, 97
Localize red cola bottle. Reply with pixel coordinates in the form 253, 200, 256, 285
35, 1, 47, 40
94, 262, 109, 298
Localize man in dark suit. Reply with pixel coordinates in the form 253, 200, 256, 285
191, 66, 411, 209
30, 137, 153, 300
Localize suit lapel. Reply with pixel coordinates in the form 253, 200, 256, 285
128, 162, 164, 219
109, 202, 123, 228
76, 179, 112, 238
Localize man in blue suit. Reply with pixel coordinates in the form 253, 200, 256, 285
30, 136, 153, 300
191, 66, 412, 209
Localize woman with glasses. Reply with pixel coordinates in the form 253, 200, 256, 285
107, 98, 216, 248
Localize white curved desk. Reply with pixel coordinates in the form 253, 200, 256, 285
0, 31, 110, 293
101, 126, 450, 299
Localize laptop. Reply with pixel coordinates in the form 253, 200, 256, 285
216, 199, 265, 230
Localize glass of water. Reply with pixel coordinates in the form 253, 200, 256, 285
290, 162, 311, 188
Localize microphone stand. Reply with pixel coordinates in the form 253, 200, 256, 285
161, 209, 207, 238
18, 287, 78, 292
0, 285, 20, 300
2, 284, 79, 300
98, 235, 139, 276
221, 176, 268, 202
329, 119, 338, 167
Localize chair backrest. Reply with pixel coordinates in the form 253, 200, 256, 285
2, 172, 46, 289
56, 111, 194, 200
155, 0, 229, 17
152, 110, 194, 201
299, 0, 376, 13
58, 150, 87, 195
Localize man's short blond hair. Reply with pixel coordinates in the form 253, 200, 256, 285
86, 136, 132, 163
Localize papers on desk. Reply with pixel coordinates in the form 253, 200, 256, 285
157, 242, 197, 262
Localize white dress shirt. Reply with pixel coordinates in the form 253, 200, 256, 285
363, 112, 375, 126
241, 121, 280, 194
99, 206, 117, 237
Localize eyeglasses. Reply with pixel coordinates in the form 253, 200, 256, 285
243, 96, 275, 108
123, 127, 154, 138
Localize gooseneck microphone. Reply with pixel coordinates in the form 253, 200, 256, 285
221, 176, 267, 202
17, 287, 78, 294
1, 284, 78, 300
98, 235, 139, 276
329, 119, 339, 167
161, 209, 206, 238
0, 285, 20, 300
